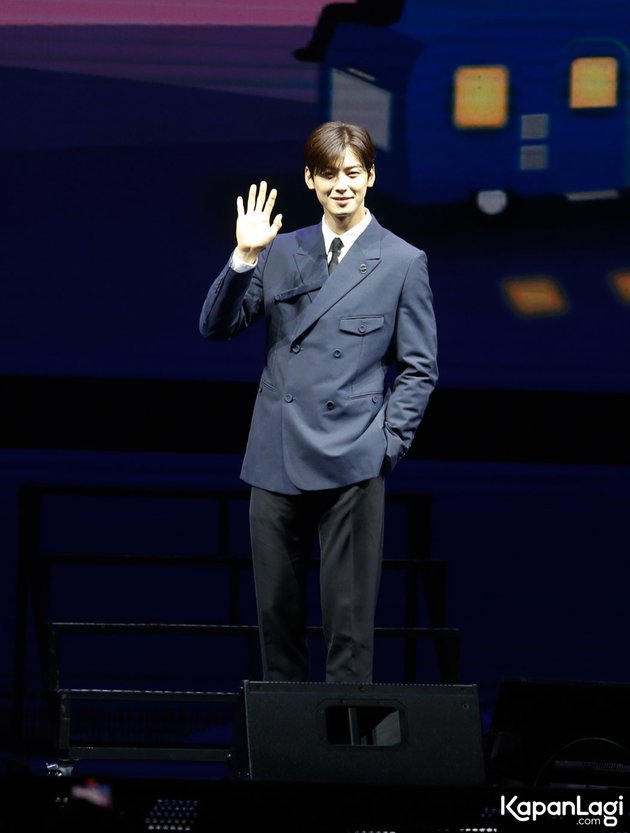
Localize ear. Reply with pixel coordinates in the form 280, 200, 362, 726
304, 166, 316, 190
367, 165, 376, 188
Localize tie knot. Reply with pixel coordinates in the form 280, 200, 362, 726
328, 237, 344, 273
330, 237, 343, 254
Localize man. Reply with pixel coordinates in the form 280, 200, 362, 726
199, 121, 437, 683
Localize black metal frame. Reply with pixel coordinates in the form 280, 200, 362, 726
11, 482, 459, 771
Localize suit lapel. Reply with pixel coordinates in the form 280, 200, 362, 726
292, 224, 328, 303
292, 218, 383, 341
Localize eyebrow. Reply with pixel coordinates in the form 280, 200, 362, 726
322, 164, 364, 173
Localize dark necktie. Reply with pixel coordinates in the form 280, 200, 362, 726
328, 237, 344, 273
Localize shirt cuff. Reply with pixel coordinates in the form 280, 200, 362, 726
230, 249, 258, 272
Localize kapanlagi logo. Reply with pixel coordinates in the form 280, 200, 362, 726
501, 794, 625, 827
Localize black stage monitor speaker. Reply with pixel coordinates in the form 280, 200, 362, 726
486, 677, 630, 789
231, 680, 486, 786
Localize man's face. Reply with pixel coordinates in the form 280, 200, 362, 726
304, 147, 375, 233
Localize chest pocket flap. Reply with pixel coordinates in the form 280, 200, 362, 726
339, 315, 385, 335
275, 279, 326, 302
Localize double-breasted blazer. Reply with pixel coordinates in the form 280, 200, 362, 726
199, 216, 438, 494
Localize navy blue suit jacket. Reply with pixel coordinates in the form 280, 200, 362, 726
200, 216, 438, 494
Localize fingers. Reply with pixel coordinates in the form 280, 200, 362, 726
246, 182, 257, 213
236, 181, 281, 247
265, 187, 278, 217
255, 181, 267, 212
241, 181, 277, 214
238, 185, 257, 216
256, 181, 279, 216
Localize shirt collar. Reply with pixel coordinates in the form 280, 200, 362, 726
321, 209, 372, 260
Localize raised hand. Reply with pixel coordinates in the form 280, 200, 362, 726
235, 181, 283, 264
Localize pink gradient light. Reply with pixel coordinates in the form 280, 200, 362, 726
0, 1, 353, 27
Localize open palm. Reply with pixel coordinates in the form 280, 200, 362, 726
236, 181, 283, 258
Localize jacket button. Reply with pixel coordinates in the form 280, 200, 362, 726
333, 349, 342, 358
326, 400, 335, 410
372, 395, 379, 403
291, 343, 301, 353
358, 324, 366, 333
284, 394, 294, 403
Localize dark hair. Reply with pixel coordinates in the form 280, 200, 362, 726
304, 121, 376, 175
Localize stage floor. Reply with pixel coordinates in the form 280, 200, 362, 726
2, 772, 630, 833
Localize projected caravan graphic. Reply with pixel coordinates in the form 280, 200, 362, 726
322, 0, 630, 212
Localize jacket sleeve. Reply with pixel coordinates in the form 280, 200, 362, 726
383, 250, 438, 470
199, 248, 269, 340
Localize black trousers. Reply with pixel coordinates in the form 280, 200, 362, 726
249, 477, 385, 683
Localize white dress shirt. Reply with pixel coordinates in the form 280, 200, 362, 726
322, 209, 372, 267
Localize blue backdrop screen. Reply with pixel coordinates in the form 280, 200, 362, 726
1, 0, 629, 392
